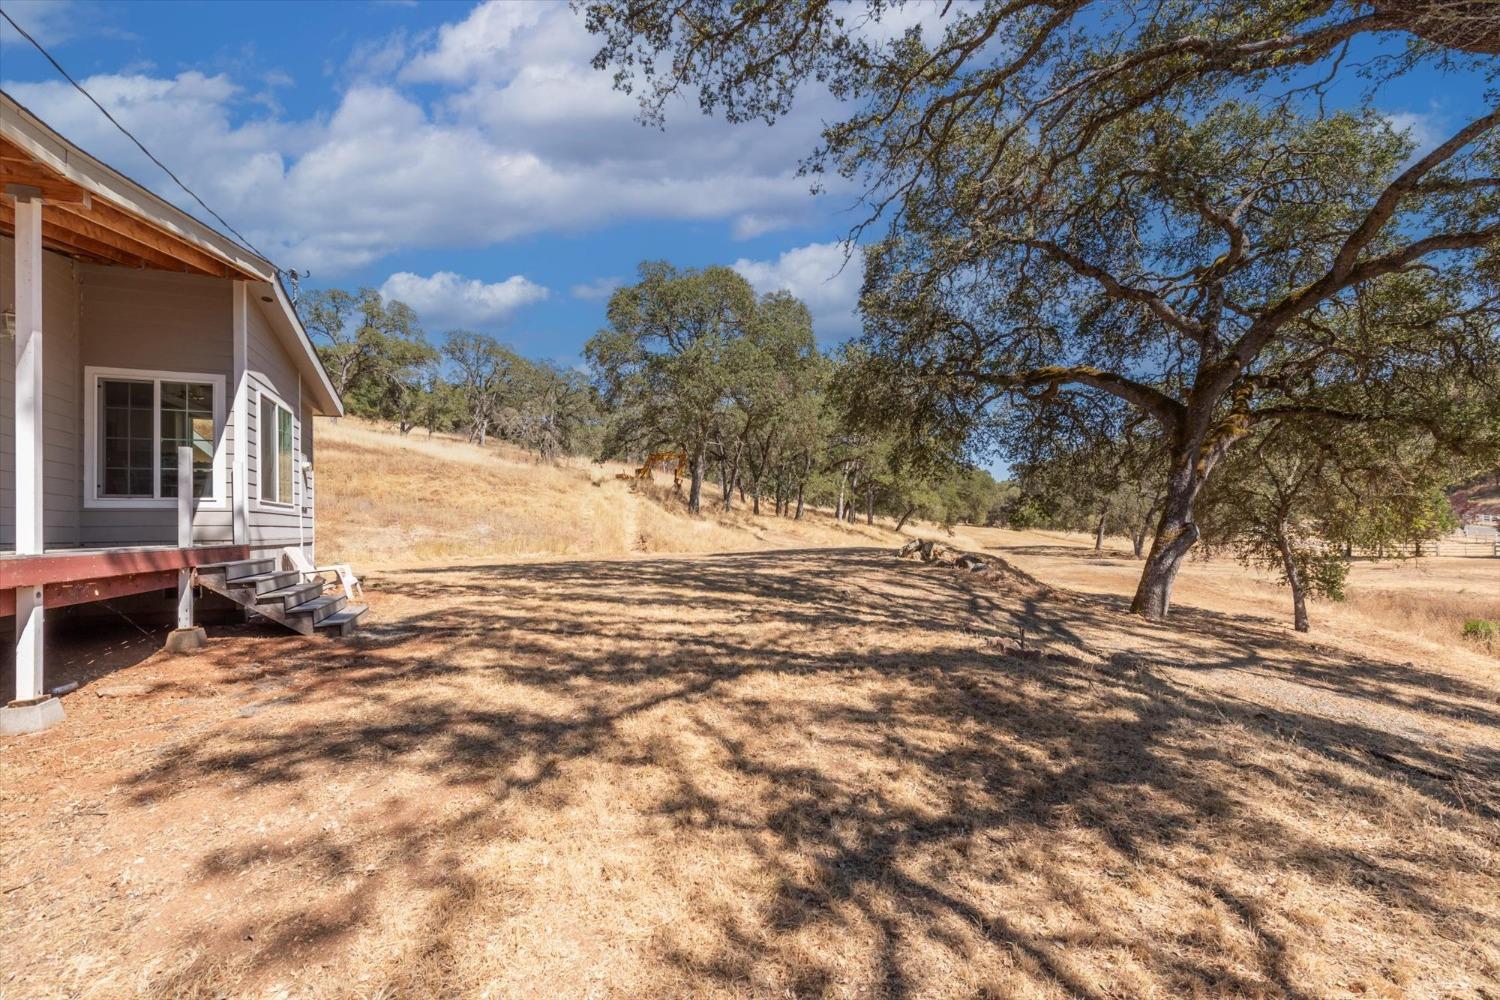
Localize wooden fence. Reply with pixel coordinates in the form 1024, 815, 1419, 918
1351, 537, 1499, 558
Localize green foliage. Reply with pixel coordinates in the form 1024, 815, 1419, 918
1006, 498, 1046, 531
1197, 401, 1485, 630
1463, 619, 1497, 650
586, 262, 758, 510
1299, 551, 1349, 604
1010, 426, 1166, 553
302, 287, 437, 431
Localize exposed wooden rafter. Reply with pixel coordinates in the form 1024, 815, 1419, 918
0, 135, 241, 278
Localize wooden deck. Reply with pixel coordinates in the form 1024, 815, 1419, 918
0, 544, 249, 617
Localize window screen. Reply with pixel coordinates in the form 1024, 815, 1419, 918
278, 406, 294, 505
98, 379, 155, 497
160, 381, 214, 498
260, 396, 278, 502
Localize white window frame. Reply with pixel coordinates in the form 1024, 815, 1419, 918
252, 386, 298, 512
83, 365, 228, 510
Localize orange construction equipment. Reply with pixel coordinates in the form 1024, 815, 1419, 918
616, 449, 688, 492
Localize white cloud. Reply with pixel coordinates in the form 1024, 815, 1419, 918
401, 2, 553, 84
732, 241, 864, 339
1383, 110, 1444, 157
570, 276, 623, 301
379, 270, 549, 330
0, 0, 80, 47
0, 1, 846, 273
731, 213, 799, 240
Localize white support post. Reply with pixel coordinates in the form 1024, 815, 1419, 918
12, 187, 45, 704
231, 281, 249, 546
15, 586, 43, 702
177, 446, 194, 629
165, 446, 206, 654
2, 187, 63, 732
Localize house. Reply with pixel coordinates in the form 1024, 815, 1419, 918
1, 91, 358, 735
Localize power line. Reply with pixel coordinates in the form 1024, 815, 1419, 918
0, 3, 276, 266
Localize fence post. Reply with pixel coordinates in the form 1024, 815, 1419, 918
166, 445, 206, 652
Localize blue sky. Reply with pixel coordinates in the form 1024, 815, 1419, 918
0, 0, 1487, 375
0, 0, 882, 366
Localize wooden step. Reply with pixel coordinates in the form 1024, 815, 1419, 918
315, 605, 368, 638
197, 557, 277, 583
194, 558, 366, 640
256, 578, 326, 610
222, 570, 301, 596
287, 593, 346, 626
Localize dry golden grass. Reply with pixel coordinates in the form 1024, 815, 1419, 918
2, 430, 1497, 999
315, 418, 911, 566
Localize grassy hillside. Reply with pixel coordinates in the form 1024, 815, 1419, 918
1452, 473, 1500, 516
315, 418, 931, 567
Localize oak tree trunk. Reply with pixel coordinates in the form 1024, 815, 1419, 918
1094, 511, 1106, 553
1132, 499, 1162, 560
894, 505, 916, 531
688, 448, 705, 514
1130, 458, 1205, 619
1276, 526, 1310, 632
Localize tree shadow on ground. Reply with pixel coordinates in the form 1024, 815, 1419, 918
0, 615, 173, 702
107, 547, 1500, 997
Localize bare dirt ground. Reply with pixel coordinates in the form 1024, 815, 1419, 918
3, 533, 1498, 999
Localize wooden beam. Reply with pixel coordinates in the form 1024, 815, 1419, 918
1, 197, 233, 276
1, 199, 158, 267
0, 137, 90, 202
0, 136, 256, 279
49, 203, 217, 274
39, 221, 147, 267
45, 569, 182, 610
0, 545, 249, 590
0, 199, 145, 268
51, 199, 235, 278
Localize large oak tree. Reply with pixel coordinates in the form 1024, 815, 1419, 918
583, 0, 1500, 618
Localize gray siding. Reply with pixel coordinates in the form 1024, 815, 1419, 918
0, 236, 82, 549
1, 255, 324, 556
301, 403, 317, 560
246, 297, 312, 554
76, 265, 235, 546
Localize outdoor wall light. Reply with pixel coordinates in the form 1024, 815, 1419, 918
1, 306, 14, 340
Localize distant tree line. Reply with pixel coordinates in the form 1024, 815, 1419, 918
301, 287, 603, 460
300, 269, 1011, 529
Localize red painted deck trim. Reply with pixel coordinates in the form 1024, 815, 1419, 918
0, 545, 250, 615
44, 569, 184, 611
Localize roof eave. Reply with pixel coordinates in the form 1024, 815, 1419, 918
0, 89, 273, 282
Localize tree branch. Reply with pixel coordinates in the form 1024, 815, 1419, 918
969, 364, 1185, 430
1020, 238, 1208, 341
1233, 225, 1500, 370
1331, 106, 1500, 279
